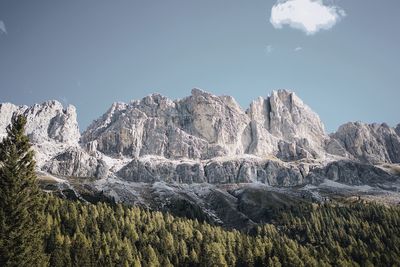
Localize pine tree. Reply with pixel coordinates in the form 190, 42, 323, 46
268, 256, 282, 267
71, 231, 91, 267
204, 242, 227, 267
189, 248, 198, 265
48, 229, 65, 267
133, 256, 142, 267
144, 244, 160, 267
0, 115, 47, 266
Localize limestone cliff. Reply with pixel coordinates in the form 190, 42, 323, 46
0, 89, 399, 187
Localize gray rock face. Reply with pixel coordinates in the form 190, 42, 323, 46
247, 90, 327, 160
0, 103, 28, 138
82, 89, 328, 162
117, 156, 307, 186
204, 158, 306, 185
82, 92, 220, 159
0, 101, 81, 168
0, 101, 107, 179
324, 138, 349, 157
82, 89, 251, 159
176, 89, 251, 157
46, 105, 80, 143
307, 160, 398, 186
117, 157, 205, 183
1, 89, 398, 189
331, 122, 400, 164
277, 139, 314, 161
44, 147, 108, 179
0, 101, 80, 145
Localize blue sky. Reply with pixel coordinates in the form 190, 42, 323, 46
0, 0, 399, 132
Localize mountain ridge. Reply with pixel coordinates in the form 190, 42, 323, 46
1, 88, 399, 187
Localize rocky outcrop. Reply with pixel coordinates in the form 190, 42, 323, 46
176, 89, 251, 156
117, 157, 205, 183
203, 157, 307, 185
0, 101, 80, 144
331, 122, 400, 164
0, 103, 28, 138
0, 101, 81, 168
82, 89, 250, 159
307, 160, 398, 186
247, 90, 327, 160
324, 138, 349, 157
43, 147, 108, 179
82, 89, 329, 162
0, 101, 80, 145
117, 156, 308, 186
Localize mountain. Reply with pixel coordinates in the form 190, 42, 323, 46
0, 101, 80, 167
81, 89, 329, 161
1, 89, 399, 228
331, 122, 400, 164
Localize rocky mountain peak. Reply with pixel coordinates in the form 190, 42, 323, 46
23, 100, 80, 144
186, 88, 243, 111
0, 100, 80, 144
191, 87, 210, 96
140, 93, 173, 106
331, 121, 400, 164
110, 101, 128, 111
81, 89, 251, 159
178, 88, 249, 149
0, 100, 81, 168
269, 89, 325, 138
248, 90, 325, 136
80, 89, 335, 162
0, 103, 28, 138
1, 89, 398, 184
136, 93, 176, 117
246, 89, 327, 160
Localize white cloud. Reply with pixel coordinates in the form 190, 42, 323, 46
270, 0, 346, 35
0, 20, 7, 35
294, 46, 303, 51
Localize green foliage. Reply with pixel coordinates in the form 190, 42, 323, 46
268, 202, 400, 266
0, 115, 47, 266
38, 195, 400, 267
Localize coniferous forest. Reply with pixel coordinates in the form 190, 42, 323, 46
41, 195, 400, 267
1, 117, 400, 267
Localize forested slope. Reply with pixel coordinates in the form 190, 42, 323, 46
43, 195, 400, 267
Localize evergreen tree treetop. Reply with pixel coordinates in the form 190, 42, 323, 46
0, 115, 47, 267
